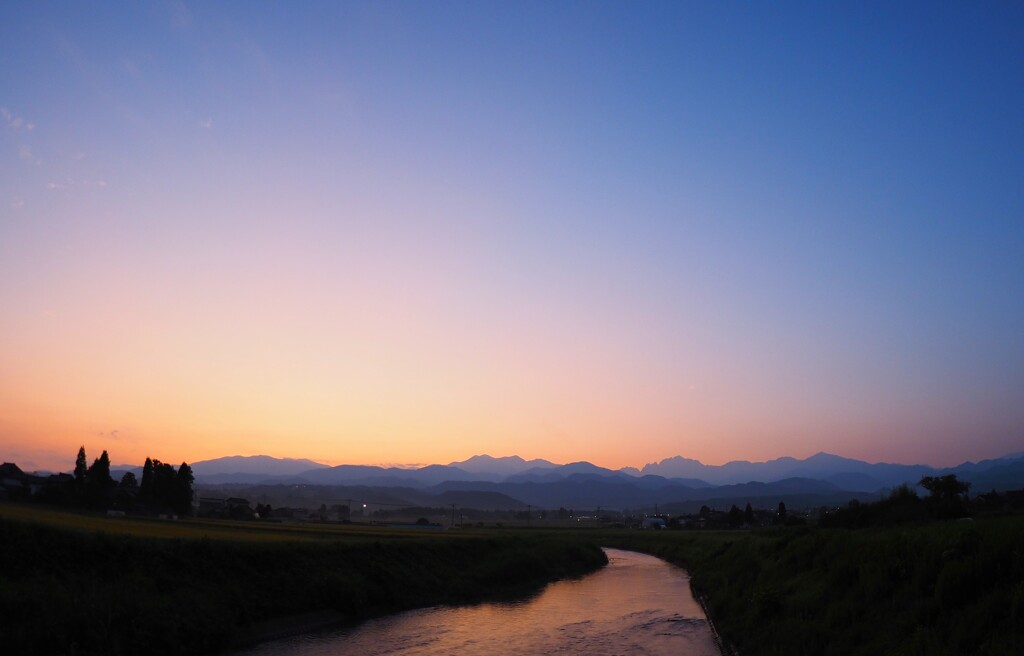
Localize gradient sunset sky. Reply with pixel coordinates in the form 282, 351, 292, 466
2, 2, 1022, 473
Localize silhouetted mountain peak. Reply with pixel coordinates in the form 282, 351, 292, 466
191, 455, 329, 477
447, 454, 557, 475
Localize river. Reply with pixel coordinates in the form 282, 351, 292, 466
235, 548, 720, 656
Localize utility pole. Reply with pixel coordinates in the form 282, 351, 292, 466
450, 503, 456, 528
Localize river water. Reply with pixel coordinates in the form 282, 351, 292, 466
237, 548, 720, 656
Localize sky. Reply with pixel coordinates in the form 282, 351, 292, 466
2, 2, 1022, 473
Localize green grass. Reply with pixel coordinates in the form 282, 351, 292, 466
0, 502, 606, 655
597, 516, 1024, 655
5, 502, 1022, 655
0, 502, 481, 542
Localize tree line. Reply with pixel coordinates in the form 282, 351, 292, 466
58, 446, 194, 515
820, 474, 988, 528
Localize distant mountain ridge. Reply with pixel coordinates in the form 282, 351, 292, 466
639, 452, 934, 488
180, 451, 1024, 510
189, 455, 329, 478
446, 454, 558, 476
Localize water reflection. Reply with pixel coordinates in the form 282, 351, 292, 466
238, 548, 720, 656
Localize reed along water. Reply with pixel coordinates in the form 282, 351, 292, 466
236, 548, 720, 656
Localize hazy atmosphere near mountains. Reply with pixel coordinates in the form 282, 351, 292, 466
2, 3, 1022, 473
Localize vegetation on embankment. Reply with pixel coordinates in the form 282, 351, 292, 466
7, 501, 1023, 656
600, 515, 1024, 655
0, 504, 606, 656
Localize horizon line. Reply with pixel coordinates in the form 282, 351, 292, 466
14, 448, 1023, 476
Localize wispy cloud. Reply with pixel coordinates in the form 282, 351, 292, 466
199, 117, 213, 129
1, 106, 35, 132
97, 429, 134, 443
11, 198, 25, 209
18, 144, 41, 165
47, 178, 107, 190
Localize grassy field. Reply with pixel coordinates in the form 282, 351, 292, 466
0, 502, 606, 656
0, 502, 478, 542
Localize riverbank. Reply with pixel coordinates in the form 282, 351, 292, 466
0, 504, 607, 655
693, 591, 733, 656
599, 515, 1024, 655
7, 501, 1021, 655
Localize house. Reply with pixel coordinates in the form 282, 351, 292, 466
0, 463, 49, 500
642, 516, 667, 530
226, 497, 255, 519
198, 497, 228, 516
1, 462, 25, 490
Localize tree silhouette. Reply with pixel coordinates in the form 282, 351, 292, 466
141, 458, 154, 499
85, 450, 115, 508
173, 463, 194, 515
728, 504, 743, 526
87, 451, 114, 487
919, 475, 970, 501
135, 458, 194, 515
776, 501, 787, 525
744, 502, 755, 525
74, 446, 88, 489
919, 474, 970, 518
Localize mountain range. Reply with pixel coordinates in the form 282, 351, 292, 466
176, 451, 1024, 512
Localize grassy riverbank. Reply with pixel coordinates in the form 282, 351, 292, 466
6, 501, 1022, 655
600, 515, 1024, 655
0, 503, 606, 655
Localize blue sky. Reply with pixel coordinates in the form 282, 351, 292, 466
1, 2, 1022, 470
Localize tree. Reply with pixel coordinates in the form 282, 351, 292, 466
85, 450, 115, 508
919, 474, 970, 519
919, 475, 970, 501
140, 459, 179, 511
889, 483, 918, 502
744, 502, 755, 525
87, 450, 115, 489
141, 458, 154, 498
776, 501, 787, 525
153, 460, 174, 502
74, 446, 88, 487
173, 462, 195, 516
728, 504, 743, 526
113, 471, 139, 511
